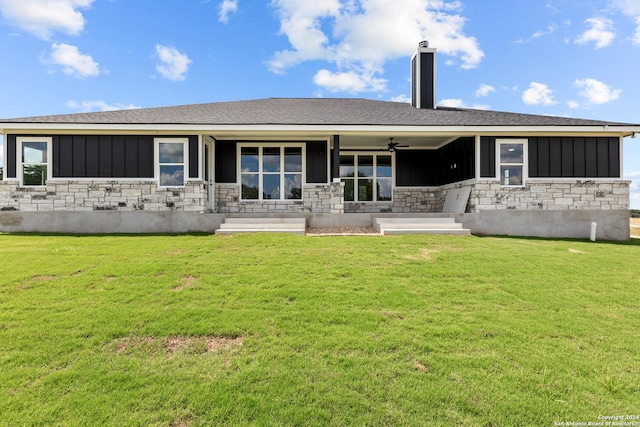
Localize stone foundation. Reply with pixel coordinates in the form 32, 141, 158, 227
0, 180, 207, 212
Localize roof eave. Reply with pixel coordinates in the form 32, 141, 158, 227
2, 123, 640, 137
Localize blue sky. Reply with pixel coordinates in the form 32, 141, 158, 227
0, 0, 639, 208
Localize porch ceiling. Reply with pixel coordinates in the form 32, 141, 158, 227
206, 133, 460, 150
339, 134, 456, 150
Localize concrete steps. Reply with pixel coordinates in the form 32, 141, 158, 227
373, 217, 471, 235
215, 217, 306, 235
215, 216, 469, 236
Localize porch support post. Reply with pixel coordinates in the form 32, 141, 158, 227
475, 135, 481, 180
619, 135, 624, 178
332, 135, 340, 181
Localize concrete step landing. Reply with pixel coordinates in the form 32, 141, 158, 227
215, 217, 306, 235
373, 217, 471, 236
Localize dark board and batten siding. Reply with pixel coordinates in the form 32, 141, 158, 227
54, 135, 153, 178
396, 150, 433, 186
5, 134, 622, 183
411, 51, 435, 109
528, 137, 620, 178
438, 137, 475, 184
215, 141, 237, 183
480, 137, 495, 178
6, 134, 198, 180
215, 141, 329, 184
396, 137, 475, 186
188, 138, 199, 179
411, 56, 417, 110
6, 135, 16, 178
480, 136, 620, 178
306, 142, 328, 183
419, 52, 435, 109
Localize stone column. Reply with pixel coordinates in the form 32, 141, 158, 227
330, 181, 345, 214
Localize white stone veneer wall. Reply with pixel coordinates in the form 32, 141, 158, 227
0, 180, 207, 212
345, 181, 629, 214
344, 188, 442, 213
0, 179, 628, 214
392, 188, 442, 213
469, 180, 629, 211
215, 183, 345, 214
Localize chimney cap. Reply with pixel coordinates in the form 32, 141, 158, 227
418, 40, 429, 48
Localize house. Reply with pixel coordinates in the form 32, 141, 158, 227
1, 42, 639, 239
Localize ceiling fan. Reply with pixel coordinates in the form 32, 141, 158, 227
346, 137, 410, 152
386, 138, 409, 152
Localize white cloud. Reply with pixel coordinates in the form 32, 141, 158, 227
522, 82, 556, 106
574, 17, 616, 49
533, 24, 557, 39
610, 0, 640, 16
439, 98, 466, 108
475, 84, 495, 97
625, 171, 640, 178
391, 94, 411, 103
439, 98, 489, 110
575, 78, 621, 104
567, 100, 580, 109
155, 45, 192, 81
0, 0, 93, 39
45, 43, 99, 78
633, 17, 640, 45
313, 68, 386, 93
66, 100, 141, 112
608, 2, 640, 45
218, 0, 238, 23
268, 0, 484, 93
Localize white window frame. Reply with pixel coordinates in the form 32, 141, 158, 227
17, 137, 52, 187
237, 143, 306, 201
496, 139, 528, 187
340, 152, 394, 203
155, 138, 188, 187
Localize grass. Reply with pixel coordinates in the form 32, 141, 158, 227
0, 233, 639, 426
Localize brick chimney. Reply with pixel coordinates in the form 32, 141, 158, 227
411, 41, 436, 109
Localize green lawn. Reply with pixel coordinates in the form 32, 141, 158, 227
1, 233, 639, 426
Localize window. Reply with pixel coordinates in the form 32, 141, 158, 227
239, 144, 303, 200
497, 140, 527, 186
156, 138, 187, 187
18, 137, 51, 186
340, 154, 393, 202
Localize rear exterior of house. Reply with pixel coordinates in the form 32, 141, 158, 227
1, 43, 637, 239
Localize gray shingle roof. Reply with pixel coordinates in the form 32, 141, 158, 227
0, 98, 636, 127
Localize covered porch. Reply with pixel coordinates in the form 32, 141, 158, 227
208, 132, 478, 216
